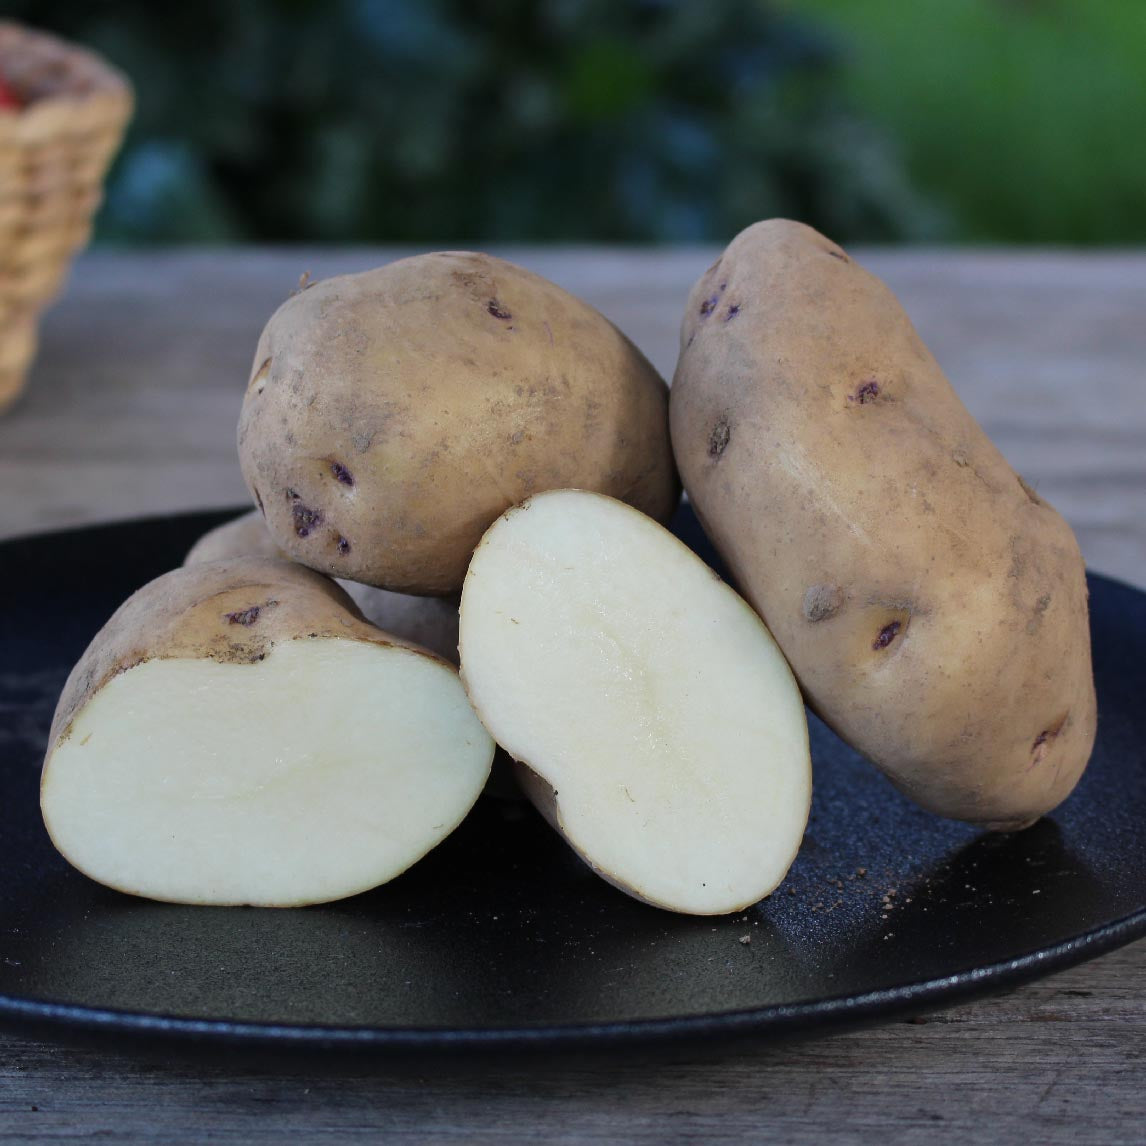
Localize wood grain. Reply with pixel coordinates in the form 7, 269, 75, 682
0, 249, 1143, 1142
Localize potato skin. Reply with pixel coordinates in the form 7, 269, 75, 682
185, 512, 461, 664
238, 252, 679, 595
184, 511, 283, 566
670, 219, 1096, 829
46, 557, 439, 752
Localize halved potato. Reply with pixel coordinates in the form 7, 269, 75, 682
41, 557, 493, 906
459, 490, 811, 915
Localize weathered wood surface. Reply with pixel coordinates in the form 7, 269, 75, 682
0, 249, 1143, 1142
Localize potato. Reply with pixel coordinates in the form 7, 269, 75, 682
186, 511, 461, 664
459, 490, 811, 915
184, 510, 282, 566
237, 252, 679, 595
341, 582, 461, 668
40, 557, 493, 906
670, 220, 1096, 830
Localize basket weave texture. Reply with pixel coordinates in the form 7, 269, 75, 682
0, 21, 132, 411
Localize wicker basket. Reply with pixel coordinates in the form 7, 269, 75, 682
0, 21, 132, 411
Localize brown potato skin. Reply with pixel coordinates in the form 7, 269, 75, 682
670, 219, 1096, 829
237, 252, 679, 595
47, 557, 442, 752
185, 512, 461, 664
184, 511, 283, 566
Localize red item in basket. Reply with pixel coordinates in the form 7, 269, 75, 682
0, 75, 21, 110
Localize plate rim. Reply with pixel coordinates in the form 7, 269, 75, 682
1, 909, 1142, 1053
1, 510, 1143, 1052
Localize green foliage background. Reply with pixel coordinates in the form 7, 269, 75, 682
8, 0, 1145, 244
800, 0, 1146, 244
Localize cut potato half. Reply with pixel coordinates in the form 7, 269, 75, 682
41, 558, 493, 906
459, 490, 811, 915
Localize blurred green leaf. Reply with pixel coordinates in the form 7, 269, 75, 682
7, 0, 940, 244
796, 0, 1146, 243
563, 39, 655, 122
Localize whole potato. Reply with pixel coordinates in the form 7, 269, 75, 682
670, 219, 1096, 830
238, 252, 678, 595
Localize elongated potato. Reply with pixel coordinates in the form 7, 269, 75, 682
459, 490, 811, 915
41, 558, 493, 905
186, 511, 461, 664
670, 219, 1096, 830
238, 252, 679, 595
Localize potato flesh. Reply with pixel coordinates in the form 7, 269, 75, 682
460, 491, 811, 915
42, 639, 493, 906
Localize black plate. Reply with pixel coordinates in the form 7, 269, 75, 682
1, 507, 1144, 1054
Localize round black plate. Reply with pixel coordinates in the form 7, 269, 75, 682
1, 507, 1144, 1053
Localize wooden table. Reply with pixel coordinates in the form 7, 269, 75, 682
1, 249, 1143, 1143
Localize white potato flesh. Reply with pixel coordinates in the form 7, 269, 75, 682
459, 490, 811, 915
42, 639, 494, 906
